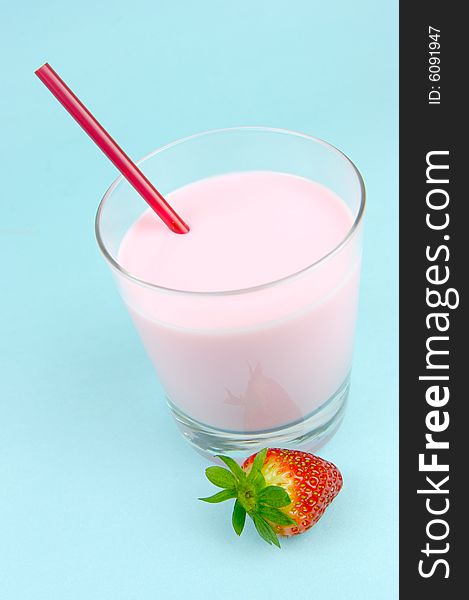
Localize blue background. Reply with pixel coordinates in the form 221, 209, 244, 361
0, 1, 398, 598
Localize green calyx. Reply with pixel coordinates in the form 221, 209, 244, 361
199, 448, 296, 548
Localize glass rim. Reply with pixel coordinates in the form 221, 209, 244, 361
95, 126, 366, 297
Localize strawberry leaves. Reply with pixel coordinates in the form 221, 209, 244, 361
200, 448, 293, 548
246, 447, 267, 489
205, 466, 236, 489
258, 505, 296, 527
258, 486, 291, 507
249, 447, 268, 477
252, 515, 281, 548
199, 489, 237, 503
216, 454, 245, 482
232, 500, 246, 535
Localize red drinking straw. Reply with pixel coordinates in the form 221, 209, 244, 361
35, 63, 190, 234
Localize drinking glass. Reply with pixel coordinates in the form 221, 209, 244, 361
95, 127, 365, 457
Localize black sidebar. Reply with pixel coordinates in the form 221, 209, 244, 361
399, 3, 464, 597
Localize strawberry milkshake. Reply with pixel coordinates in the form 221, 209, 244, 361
96, 128, 365, 454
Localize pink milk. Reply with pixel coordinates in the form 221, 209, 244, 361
117, 171, 361, 432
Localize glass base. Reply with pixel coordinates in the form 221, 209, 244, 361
167, 374, 350, 459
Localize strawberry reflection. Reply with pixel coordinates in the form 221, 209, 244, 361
224, 363, 303, 431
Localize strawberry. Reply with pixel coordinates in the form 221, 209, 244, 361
200, 447, 343, 547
